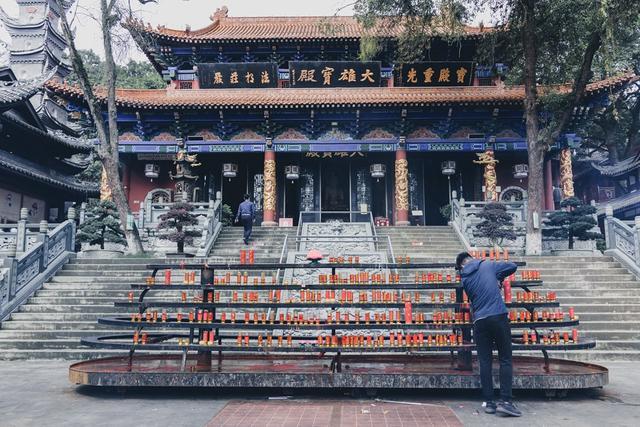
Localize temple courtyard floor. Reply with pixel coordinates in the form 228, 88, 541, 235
0, 360, 638, 427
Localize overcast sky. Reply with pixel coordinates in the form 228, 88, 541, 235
2, 0, 355, 62
2, 1, 490, 63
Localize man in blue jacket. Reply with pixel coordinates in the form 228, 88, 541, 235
235, 194, 255, 245
456, 251, 522, 417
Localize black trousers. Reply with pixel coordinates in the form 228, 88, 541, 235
473, 313, 513, 402
241, 215, 253, 242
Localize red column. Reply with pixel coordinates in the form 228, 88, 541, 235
394, 147, 410, 226
261, 148, 277, 226
544, 158, 554, 210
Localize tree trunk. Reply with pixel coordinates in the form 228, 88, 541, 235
569, 232, 574, 250
605, 130, 619, 163
522, 0, 542, 255
56, 0, 145, 255
177, 224, 184, 253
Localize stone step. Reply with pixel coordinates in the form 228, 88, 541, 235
0, 349, 149, 360
566, 313, 640, 321
18, 304, 127, 313
577, 321, 640, 331
567, 304, 640, 313
532, 350, 640, 361
63, 264, 150, 271
9, 312, 124, 321
589, 340, 640, 351
0, 329, 178, 339
0, 321, 118, 330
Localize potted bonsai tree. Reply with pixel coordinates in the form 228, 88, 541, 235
76, 199, 127, 258
157, 202, 201, 257
543, 197, 601, 254
473, 202, 517, 249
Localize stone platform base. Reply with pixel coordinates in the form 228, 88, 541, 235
69, 354, 608, 391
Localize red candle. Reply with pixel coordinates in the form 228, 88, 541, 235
164, 270, 171, 285
572, 329, 578, 343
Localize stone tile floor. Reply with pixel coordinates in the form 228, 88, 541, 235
1, 361, 639, 427
206, 400, 462, 427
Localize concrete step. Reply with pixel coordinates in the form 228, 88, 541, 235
18, 304, 127, 313
1, 321, 119, 330
9, 312, 124, 321
0, 349, 149, 360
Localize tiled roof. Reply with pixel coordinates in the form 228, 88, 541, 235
0, 147, 99, 195
45, 73, 638, 110
124, 8, 489, 43
0, 111, 93, 154
591, 155, 640, 177
0, 73, 43, 107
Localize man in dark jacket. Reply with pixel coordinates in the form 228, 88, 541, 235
235, 194, 255, 245
456, 251, 522, 417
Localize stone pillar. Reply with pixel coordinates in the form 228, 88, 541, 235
560, 147, 575, 200
544, 158, 554, 210
394, 145, 410, 226
261, 147, 277, 226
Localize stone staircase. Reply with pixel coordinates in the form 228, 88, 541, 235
2, 224, 638, 361
376, 226, 464, 263
0, 226, 297, 360
376, 225, 640, 361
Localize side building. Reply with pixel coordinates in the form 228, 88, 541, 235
0, 0, 98, 223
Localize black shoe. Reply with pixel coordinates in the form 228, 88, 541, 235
496, 401, 522, 417
243, 239, 248, 245
483, 401, 497, 414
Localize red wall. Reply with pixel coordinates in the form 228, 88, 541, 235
126, 160, 174, 212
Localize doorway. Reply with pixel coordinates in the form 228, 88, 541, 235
321, 159, 350, 221
371, 176, 387, 219
283, 178, 300, 225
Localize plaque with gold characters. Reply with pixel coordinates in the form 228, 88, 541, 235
400, 62, 474, 87
289, 61, 382, 88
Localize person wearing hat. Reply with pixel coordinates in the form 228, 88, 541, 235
455, 251, 521, 417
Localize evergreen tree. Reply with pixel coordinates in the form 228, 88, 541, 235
157, 202, 201, 254
76, 199, 127, 249
543, 197, 601, 249
474, 202, 517, 247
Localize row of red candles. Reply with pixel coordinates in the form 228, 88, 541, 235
509, 308, 576, 322
238, 249, 255, 264
134, 331, 579, 347
148, 270, 542, 286
129, 289, 472, 305
472, 248, 510, 261
128, 289, 556, 306
130, 309, 448, 325
522, 329, 578, 344
129, 307, 577, 325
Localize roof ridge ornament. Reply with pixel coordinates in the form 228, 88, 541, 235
210, 6, 229, 23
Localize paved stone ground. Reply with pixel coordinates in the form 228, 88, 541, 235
0, 361, 639, 427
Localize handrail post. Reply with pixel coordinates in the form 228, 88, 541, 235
634, 216, 640, 268
15, 208, 28, 255
40, 220, 49, 270
138, 205, 145, 230
79, 202, 87, 225
67, 208, 77, 252
604, 205, 614, 249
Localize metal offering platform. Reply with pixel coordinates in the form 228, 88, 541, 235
69, 259, 608, 393
69, 354, 608, 391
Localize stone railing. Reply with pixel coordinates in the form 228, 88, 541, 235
603, 206, 640, 277
451, 198, 527, 251
135, 198, 223, 255
451, 199, 598, 254
196, 199, 223, 257
1, 208, 76, 321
